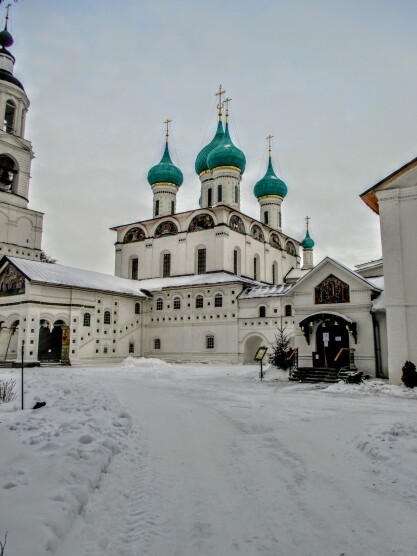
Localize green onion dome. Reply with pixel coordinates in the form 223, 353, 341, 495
195, 120, 224, 175
253, 156, 287, 199
301, 229, 315, 250
147, 142, 183, 187
207, 122, 246, 174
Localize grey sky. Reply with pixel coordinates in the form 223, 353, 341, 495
8, 0, 417, 274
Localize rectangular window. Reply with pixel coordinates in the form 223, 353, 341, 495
233, 250, 238, 275
234, 186, 238, 204
154, 338, 161, 350
272, 264, 276, 285
264, 211, 269, 224
171, 201, 175, 215
217, 184, 222, 203
254, 257, 258, 280
129, 342, 134, 353
155, 199, 160, 216
206, 335, 214, 349
131, 258, 138, 280
163, 253, 171, 278
197, 248, 206, 274
207, 188, 213, 207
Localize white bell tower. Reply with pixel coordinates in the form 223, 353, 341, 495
0, 9, 43, 260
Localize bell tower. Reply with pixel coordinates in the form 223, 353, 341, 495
0, 8, 43, 261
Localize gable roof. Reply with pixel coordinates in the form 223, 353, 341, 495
360, 156, 417, 214
239, 283, 292, 300
3, 257, 148, 298
290, 256, 383, 293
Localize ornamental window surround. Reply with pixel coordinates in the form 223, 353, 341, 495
135, 302, 141, 315
173, 297, 181, 310
156, 298, 164, 311
195, 294, 204, 309
104, 310, 111, 324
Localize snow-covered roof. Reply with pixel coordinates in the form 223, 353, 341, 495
135, 272, 258, 292
239, 284, 292, 299
5, 258, 258, 296
355, 258, 383, 271
285, 268, 311, 283
6, 257, 148, 298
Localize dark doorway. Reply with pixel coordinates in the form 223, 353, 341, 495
315, 321, 349, 368
38, 320, 65, 361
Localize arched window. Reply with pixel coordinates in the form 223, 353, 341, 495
270, 233, 281, 249
154, 338, 161, 349
83, 313, 91, 327
217, 184, 222, 203
129, 342, 134, 353
259, 306, 266, 318
195, 294, 204, 309
135, 302, 141, 315
162, 252, 171, 278
285, 304, 292, 317
197, 248, 206, 274
272, 261, 278, 285
206, 335, 214, 349
0, 155, 18, 192
131, 258, 138, 280
173, 297, 181, 310
214, 293, 223, 307
3, 100, 15, 133
253, 255, 260, 280
156, 298, 163, 311
103, 310, 111, 324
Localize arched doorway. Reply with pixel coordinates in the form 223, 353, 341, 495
316, 321, 349, 368
38, 319, 68, 362
244, 335, 264, 364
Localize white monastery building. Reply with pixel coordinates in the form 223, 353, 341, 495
0, 22, 414, 384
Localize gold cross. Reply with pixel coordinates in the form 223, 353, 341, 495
224, 97, 232, 121
164, 118, 172, 141
306, 216, 310, 231
215, 85, 226, 118
266, 134, 274, 154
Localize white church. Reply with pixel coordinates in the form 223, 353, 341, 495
0, 21, 415, 384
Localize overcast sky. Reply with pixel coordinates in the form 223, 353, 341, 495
6, 0, 417, 274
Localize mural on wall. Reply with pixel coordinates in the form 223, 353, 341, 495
188, 214, 214, 232
123, 227, 146, 243
315, 274, 350, 304
251, 225, 265, 242
286, 242, 296, 255
0, 264, 25, 296
270, 233, 281, 249
154, 221, 178, 238
229, 215, 245, 235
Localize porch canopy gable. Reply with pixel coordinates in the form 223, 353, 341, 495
299, 311, 357, 345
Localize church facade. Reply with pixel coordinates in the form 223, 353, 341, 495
0, 23, 392, 380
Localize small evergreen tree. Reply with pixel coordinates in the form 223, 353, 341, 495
401, 360, 417, 388
40, 251, 57, 264
268, 325, 293, 370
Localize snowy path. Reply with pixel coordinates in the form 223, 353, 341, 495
54, 369, 417, 556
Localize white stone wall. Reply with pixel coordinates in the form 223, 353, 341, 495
0, 201, 43, 260
377, 184, 417, 383
258, 197, 282, 231
114, 206, 300, 282
151, 184, 178, 217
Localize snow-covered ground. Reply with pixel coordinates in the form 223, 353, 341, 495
1, 361, 416, 556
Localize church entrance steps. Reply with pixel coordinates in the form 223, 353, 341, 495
289, 367, 340, 383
